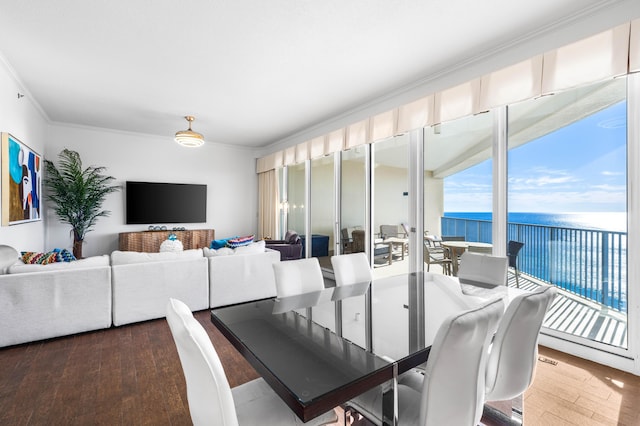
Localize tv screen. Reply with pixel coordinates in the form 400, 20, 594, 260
126, 181, 207, 224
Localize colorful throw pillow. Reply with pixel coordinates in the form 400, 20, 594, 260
210, 237, 234, 249
226, 235, 254, 248
21, 249, 76, 265
53, 248, 76, 262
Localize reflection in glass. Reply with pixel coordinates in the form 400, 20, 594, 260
287, 163, 305, 239
372, 134, 410, 277
310, 155, 335, 267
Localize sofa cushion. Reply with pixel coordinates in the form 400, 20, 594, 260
110, 249, 203, 266
8, 255, 110, 273
234, 240, 266, 255
203, 247, 234, 257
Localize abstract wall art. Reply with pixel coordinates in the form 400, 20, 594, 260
1, 133, 41, 225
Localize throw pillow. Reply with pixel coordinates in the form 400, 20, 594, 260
210, 237, 234, 249
21, 249, 77, 265
226, 235, 254, 248
52, 248, 77, 262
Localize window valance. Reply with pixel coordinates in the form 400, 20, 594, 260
257, 20, 639, 173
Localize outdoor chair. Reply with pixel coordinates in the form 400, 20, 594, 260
441, 235, 466, 242
379, 224, 401, 239
507, 240, 525, 288
423, 242, 452, 275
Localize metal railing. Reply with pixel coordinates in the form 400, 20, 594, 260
441, 217, 627, 312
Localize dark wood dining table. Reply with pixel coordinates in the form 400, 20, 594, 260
210, 272, 522, 425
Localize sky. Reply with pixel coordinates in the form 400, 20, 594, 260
444, 99, 627, 213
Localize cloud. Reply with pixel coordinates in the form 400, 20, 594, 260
508, 167, 579, 189
601, 170, 624, 176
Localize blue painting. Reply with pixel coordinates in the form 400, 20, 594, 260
2, 133, 41, 225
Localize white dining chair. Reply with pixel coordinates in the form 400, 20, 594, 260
272, 257, 325, 298
331, 252, 372, 286
457, 251, 508, 287
347, 297, 504, 426
484, 285, 557, 402
166, 298, 338, 426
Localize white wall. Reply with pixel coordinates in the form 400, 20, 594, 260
44, 124, 258, 257
0, 59, 48, 252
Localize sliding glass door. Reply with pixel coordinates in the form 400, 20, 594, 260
372, 134, 410, 278
423, 112, 494, 276
507, 78, 628, 350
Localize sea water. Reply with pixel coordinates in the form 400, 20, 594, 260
444, 212, 627, 233
443, 212, 627, 311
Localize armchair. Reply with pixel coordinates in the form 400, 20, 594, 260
264, 230, 303, 261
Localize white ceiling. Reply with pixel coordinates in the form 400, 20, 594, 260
0, 0, 633, 149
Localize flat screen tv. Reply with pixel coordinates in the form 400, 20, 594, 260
126, 181, 207, 224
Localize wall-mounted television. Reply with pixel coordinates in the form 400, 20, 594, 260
125, 181, 207, 225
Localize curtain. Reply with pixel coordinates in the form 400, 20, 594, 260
479, 56, 543, 110
346, 119, 370, 149
370, 110, 397, 141
397, 95, 433, 134
258, 169, 279, 240
542, 23, 629, 94
631, 18, 640, 73
434, 79, 481, 124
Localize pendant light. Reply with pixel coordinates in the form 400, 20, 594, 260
174, 116, 205, 147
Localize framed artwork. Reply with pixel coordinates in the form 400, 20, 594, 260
1, 133, 42, 225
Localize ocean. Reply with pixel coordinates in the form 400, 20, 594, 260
443, 211, 627, 312
444, 212, 627, 233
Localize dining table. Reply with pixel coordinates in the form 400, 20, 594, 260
210, 272, 524, 426
440, 241, 493, 275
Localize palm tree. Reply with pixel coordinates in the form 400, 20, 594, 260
44, 149, 118, 258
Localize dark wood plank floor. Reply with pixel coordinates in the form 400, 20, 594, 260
1, 311, 638, 425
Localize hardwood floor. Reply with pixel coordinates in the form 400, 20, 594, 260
525, 346, 640, 425
0, 311, 638, 425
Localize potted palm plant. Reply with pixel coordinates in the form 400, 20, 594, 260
44, 149, 119, 258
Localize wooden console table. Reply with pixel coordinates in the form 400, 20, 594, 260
119, 229, 215, 252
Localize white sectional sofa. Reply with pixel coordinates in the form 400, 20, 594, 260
0, 255, 112, 347
111, 249, 209, 326
205, 242, 280, 308
0, 241, 281, 347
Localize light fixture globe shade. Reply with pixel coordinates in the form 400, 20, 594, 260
174, 116, 205, 147
174, 130, 204, 147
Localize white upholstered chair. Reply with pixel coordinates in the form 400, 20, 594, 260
330, 252, 372, 286
348, 298, 504, 426
457, 251, 508, 287
484, 285, 557, 402
166, 298, 338, 426
272, 257, 325, 298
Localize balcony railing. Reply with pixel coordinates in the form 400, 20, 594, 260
441, 217, 627, 312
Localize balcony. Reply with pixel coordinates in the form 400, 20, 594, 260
442, 216, 627, 348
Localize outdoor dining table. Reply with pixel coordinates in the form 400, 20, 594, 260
441, 241, 494, 275
210, 272, 523, 425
